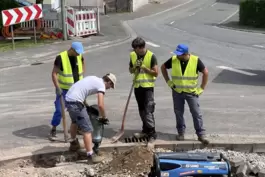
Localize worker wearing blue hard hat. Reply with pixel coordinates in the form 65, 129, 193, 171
160, 44, 209, 145
49, 41, 86, 140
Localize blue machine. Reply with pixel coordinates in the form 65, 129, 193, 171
149, 152, 231, 177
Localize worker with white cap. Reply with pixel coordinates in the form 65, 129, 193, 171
65, 73, 117, 163
50, 41, 85, 139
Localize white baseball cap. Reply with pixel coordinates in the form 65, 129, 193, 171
106, 73, 116, 89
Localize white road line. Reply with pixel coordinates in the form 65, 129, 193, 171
253, 45, 265, 49
146, 41, 160, 48
31, 51, 58, 58
170, 21, 175, 25
211, 2, 217, 7
137, 0, 194, 20
218, 9, 239, 25
189, 12, 196, 16
216, 66, 257, 76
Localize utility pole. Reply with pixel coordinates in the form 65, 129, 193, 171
79, 0, 81, 10
96, 0, 100, 33
61, 0, 67, 40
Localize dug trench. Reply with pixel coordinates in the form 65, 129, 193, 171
1, 144, 265, 177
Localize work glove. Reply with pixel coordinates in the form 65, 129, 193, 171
55, 87, 62, 96
135, 60, 142, 68
195, 87, 204, 96
99, 117, 109, 125
167, 80, 176, 89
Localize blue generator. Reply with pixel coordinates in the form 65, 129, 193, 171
148, 152, 231, 177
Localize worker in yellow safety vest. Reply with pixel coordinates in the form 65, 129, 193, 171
129, 37, 159, 143
49, 42, 85, 140
160, 44, 210, 145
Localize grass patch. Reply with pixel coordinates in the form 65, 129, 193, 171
0, 39, 58, 52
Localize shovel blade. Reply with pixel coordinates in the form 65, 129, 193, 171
110, 130, 124, 143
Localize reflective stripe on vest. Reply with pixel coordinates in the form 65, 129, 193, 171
171, 55, 198, 93
58, 51, 84, 89
130, 50, 156, 88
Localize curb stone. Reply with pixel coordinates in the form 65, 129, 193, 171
217, 24, 265, 35
0, 20, 137, 71
1, 141, 265, 163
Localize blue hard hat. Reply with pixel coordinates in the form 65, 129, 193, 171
71, 42, 84, 54
174, 44, 189, 56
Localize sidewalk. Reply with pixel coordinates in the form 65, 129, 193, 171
0, 0, 188, 69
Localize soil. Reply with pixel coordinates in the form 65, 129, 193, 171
0, 146, 156, 177
98, 146, 154, 176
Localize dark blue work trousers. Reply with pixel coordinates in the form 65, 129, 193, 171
51, 89, 68, 127
172, 90, 206, 136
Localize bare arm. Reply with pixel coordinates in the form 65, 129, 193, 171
51, 65, 60, 88
97, 92, 106, 118
142, 65, 159, 77
161, 64, 170, 82
201, 68, 208, 89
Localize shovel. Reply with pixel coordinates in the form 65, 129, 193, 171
111, 72, 139, 143
60, 95, 69, 143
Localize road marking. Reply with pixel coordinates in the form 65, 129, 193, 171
218, 9, 239, 25
137, 0, 194, 20
216, 66, 257, 76
0, 88, 48, 97
253, 45, 265, 49
172, 27, 186, 33
211, 2, 217, 7
170, 21, 175, 24
31, 51, 58, 58
189, 12, 196, 16
146, 41, 160, 47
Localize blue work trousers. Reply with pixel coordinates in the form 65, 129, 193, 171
172, 90, 206, 136
51, 89, 68, 127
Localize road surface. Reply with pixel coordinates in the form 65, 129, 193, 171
1, 0, 265, 149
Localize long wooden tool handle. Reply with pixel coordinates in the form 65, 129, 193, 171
120, 83, 134, 131
60, 95, 68, 143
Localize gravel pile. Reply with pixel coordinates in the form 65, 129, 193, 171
189, 149, 265, 177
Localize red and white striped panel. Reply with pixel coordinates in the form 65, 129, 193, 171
66, 8, 75, 36
75, 10, 97, 37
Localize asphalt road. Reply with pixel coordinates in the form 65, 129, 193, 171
1, 0, 265, 149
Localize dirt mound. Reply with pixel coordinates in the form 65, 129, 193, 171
99, 146, 154, 176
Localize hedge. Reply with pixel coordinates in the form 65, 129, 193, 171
239, 0, 265, 28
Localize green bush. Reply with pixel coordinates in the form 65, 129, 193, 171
0, 0, 19, 28
239, 0, 265, 28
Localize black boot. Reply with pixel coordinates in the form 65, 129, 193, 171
198, 135, 210, 145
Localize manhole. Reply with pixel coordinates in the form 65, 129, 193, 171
124, 137, 149, 143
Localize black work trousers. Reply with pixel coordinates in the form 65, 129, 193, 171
134, 87, 156, 137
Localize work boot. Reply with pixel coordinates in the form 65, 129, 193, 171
50, 128, 57, 138
198, 135, 210, 145
176, 134, 185, 141
147, 131, 157, 143
133, 130, 148, 139
69, 138, 81, 152
88, 153, 106, 164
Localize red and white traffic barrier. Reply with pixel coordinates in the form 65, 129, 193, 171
66, 7, 98, 37
1, 4, 43, 26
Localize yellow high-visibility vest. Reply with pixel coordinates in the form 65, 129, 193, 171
58, 51, 84, 89
171, 55, 199, 93
130, 50, 156, 88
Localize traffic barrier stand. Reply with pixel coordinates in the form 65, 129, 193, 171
66, 7, 98, 37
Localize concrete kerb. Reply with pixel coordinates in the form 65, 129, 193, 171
1, 141, 265, 163
0, 20, 137, 72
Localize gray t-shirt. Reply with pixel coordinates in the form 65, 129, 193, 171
65, 76, 106, 103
